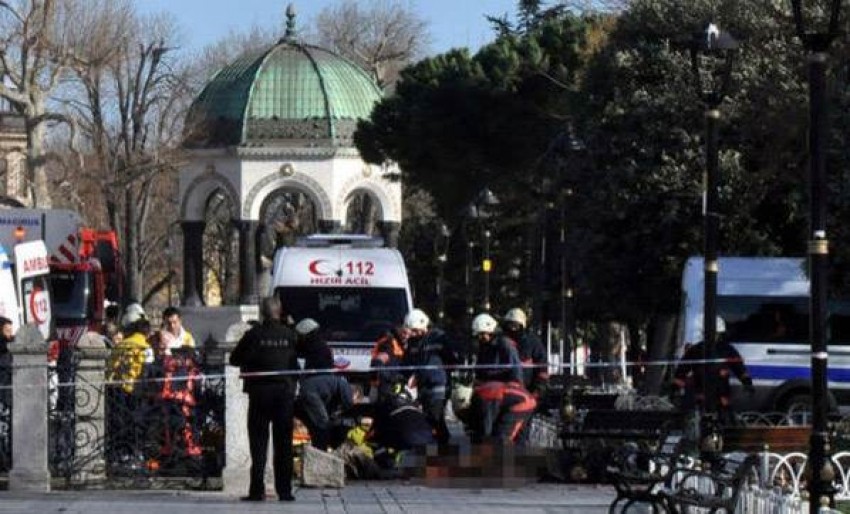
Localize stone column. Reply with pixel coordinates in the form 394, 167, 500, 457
9, 325, 50, 491
318, 219, 341, 234
235, 220, 259, 305
379, 220, 401, 248
74, 335, 109, 485
181, 220, 206, 307
219, 322, 252, 495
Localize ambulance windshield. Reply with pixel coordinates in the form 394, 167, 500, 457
275, 286, 408, 343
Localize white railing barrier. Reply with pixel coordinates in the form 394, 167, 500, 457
734, 449, 850, 513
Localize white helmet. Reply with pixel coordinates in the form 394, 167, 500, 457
504, 308, 527, 329
121, 302, 146, 327
295, 318, 320, 336
471, 313, 499, 335
404, 309, 430, 331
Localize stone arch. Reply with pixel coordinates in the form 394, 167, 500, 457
202, 188, 239, 305
244, 173, 332, 221
341, 187, 383, 234
181, 168, 240, 222
335, 176, 399, 226
257, 187, 319, 259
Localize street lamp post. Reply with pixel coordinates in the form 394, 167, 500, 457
561, 128, 584, 376
483, 227, 492, 311
790, 1, 842, 510
435, 223, 450, 323
689, 23, 738, 424
465, 234, 474, 322
468, 188, 500, 313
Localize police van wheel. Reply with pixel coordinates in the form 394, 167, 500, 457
780, 393, 811, 421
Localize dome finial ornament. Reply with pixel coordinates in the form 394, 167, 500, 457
283, 3, 297, 42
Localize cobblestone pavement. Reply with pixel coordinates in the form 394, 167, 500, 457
0, 482, 615, 513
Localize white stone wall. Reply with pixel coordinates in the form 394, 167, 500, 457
179, 147, 402, 225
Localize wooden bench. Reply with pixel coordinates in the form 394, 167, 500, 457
722, 426, 811, 453
661, 452, 758, 514
559, 409, 687, 484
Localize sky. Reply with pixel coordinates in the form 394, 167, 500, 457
137, 0, 519, 56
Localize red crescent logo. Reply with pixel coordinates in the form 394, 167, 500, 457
308, 259, 329, 276
30, 284, 45, 324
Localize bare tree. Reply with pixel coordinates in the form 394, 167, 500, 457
64, 9, 193, 304
0, 0, 83, 206
314, 0, 431, 89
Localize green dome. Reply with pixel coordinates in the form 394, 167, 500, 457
185, 40, 382, 148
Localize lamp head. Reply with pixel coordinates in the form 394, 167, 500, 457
690, 22, 739, 107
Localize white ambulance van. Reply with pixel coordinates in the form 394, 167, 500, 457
0, 240, 53, 340
269, 235, 414, 372
677, 256, 850, 413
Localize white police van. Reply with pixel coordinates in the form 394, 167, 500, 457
269, 234, 414, 372
678, 256, 850, 413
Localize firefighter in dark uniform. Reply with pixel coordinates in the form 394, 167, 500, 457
401, 308, 460, 445
229, 296, 300, 502
672, 316, 754, 425
502, 308, 549, 398
369, 390, 435, 471
294, 318, 353, 450
469, 313, 529, 442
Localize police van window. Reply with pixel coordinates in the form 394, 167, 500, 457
718, 296, 850, 344
718, 296, 808, 344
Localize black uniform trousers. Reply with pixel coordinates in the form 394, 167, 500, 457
247, 384, 295, 499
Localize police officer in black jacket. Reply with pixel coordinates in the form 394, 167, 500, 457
229, 296, 300, 502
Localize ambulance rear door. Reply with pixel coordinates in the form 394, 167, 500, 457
13, 241, 53, 340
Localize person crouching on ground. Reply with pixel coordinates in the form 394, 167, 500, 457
295, 318, 353, 450
502, 308, 549, 399
369, 389, 435, 474
469, 313, 535, 443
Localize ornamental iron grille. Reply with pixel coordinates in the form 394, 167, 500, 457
48, 345, 225, 489
259, 187, 318, 259
203, 189, 239, 306
0, 353, 10, 474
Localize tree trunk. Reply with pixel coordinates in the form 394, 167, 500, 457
124, 185, 139, 303
25, 116, 51, 208
643, 313, 678, 395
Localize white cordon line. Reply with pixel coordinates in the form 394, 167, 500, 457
0, 357, 739, 390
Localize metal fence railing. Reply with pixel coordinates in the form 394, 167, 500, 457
0, 354, 10, 474
47, 347, 225, 489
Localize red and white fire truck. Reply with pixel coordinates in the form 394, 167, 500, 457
0, 208, 122, 346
